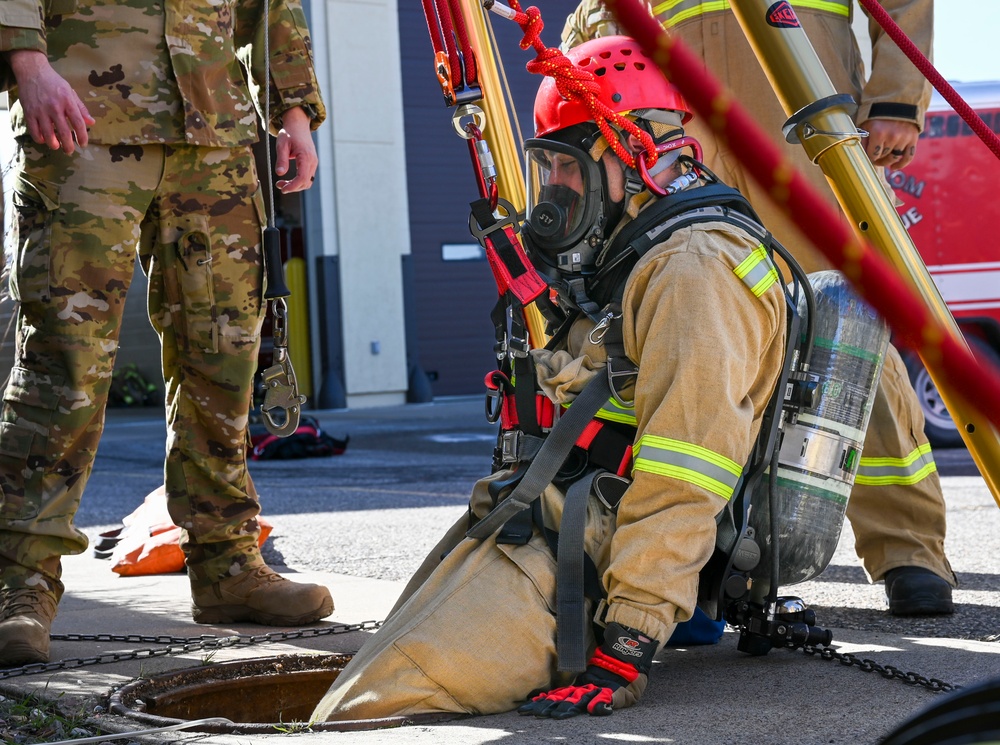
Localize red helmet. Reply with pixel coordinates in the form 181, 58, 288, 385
533, 36, 692, 139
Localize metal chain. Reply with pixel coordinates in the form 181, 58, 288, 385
800, 643, 960, 693
0, 620, 382, 680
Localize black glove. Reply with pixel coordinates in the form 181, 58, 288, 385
517, 622, 659, 719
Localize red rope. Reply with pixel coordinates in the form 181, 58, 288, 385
434, 0, 463, 91
446, 0, 477, 86
858, 0, 1000, 161
504, 1, 657, 169
421, 0, 446, 57
604, 0, 1000, 433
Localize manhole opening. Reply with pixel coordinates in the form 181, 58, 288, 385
110, 653, 364, 733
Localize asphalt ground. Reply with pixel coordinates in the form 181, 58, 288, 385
0, 396, 997, 744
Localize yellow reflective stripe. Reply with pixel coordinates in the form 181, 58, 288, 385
733, 244, 779, 297
633, 434, 742, 500
792, 0, 850, 16
854, 444, 938, 486
654, 0, 730, 27
562, 398, 638, 426
595, 399, 638, 426
654, 0, 848, 27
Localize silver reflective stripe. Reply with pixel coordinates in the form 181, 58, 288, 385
633, 434, 742, 499
855, 444, 937, 486
653, 0, 850, 27
734, 244, 779, 297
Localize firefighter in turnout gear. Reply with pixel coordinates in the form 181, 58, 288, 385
313, 36, 791, 721
560, 0, 955, 615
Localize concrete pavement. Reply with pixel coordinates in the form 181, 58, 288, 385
0, 397, 998, 744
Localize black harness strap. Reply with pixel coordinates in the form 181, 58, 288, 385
556, 470, 600, 673
466, 372, 611, 541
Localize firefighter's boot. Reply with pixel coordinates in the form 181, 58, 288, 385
0, 588, 57, 666
885, 566, 954, 616
192, 565, 334, 626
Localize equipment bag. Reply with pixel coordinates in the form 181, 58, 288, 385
250, 415, 349, 460
93, 486, 274, 576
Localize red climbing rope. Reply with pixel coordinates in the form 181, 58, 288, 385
604, 0, 1000, 433
858, 0, 1000, 161
501, 0, 658, 169
422, 0, 479, 106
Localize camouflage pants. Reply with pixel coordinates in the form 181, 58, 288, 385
0, 141, 268, 599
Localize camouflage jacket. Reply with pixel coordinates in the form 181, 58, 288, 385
0, 0, 326, 146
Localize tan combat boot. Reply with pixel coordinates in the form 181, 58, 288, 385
192, 565, 334, 626
0, 588, 57, 666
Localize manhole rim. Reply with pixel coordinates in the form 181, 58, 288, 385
108, 652, 454, 733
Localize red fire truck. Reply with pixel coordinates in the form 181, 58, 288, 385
889, 80, 1000, 448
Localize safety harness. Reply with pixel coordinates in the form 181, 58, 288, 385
471, 175, 807, 673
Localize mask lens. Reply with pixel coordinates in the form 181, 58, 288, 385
526, 146, 591, 247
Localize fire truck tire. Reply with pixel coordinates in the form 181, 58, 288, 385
901, 335, 1000, 450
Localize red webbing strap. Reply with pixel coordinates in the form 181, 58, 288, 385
604, 0, 1000, 431
485, 226, 548, 304
470, 198, 549, 305
858, 0, 1000, 161
502, 1, 657, 169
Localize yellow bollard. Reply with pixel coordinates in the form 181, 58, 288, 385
284, 256, 312, 400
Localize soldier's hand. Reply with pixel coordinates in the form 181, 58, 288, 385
860, 119, 919, 171
6, 50, 94, 154
275, 106, 318, 193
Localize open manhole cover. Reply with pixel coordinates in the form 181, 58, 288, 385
109, 653, 452, 733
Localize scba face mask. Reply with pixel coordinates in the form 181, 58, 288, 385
524, 138, 606, 277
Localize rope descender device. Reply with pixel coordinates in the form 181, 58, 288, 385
422, 0, 482, 107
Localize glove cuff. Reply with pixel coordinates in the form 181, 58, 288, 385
600, 622, 659, 676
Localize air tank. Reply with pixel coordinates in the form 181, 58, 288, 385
749, 270, 890, 589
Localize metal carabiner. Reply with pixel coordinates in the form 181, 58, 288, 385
462, 118, 499, 210
260, 355, 306, 437
260, 298, 306, 437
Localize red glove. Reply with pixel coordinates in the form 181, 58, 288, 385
517, 623, 658, 719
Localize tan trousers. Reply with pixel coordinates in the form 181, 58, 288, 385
313, 471, 621, 721
677, 11, 954, 585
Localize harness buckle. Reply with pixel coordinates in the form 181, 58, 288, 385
500, 429, 522, 463
607, 356, 637, 409
508, 333, 530, 359
593, 472, 630, 513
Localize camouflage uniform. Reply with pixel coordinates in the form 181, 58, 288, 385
560, 0, 955, 591
0, 0, 326, 602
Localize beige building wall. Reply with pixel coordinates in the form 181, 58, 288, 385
309, 0, 412, 408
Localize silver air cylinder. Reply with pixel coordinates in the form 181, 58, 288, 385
749, 270, 890, 588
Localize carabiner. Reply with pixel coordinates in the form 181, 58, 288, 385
464, 121, 499, 210
260, 356, 306, 437
637, 137, 704, 196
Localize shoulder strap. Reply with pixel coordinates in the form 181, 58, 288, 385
588, 182, 765, 307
